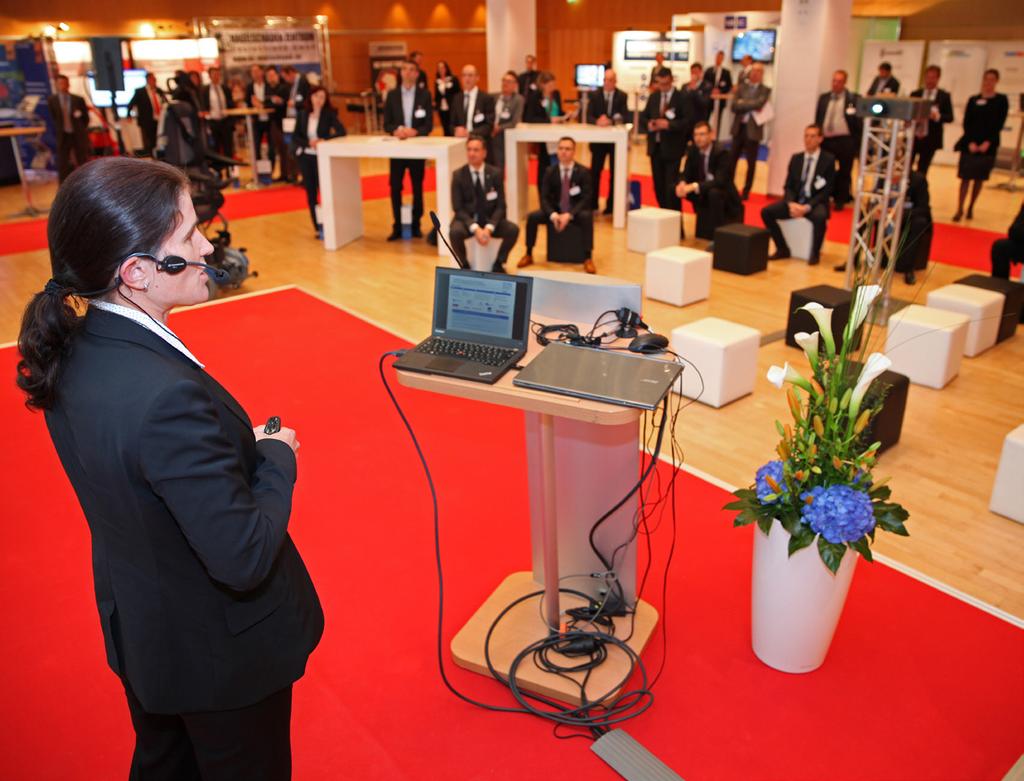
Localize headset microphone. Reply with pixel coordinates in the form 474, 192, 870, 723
429, 211, 470, 271
124, 252, 228, 283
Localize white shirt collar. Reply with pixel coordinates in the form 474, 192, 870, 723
470, 163, 485, 176
561, 163, 574, 176
91, 300, 204, 368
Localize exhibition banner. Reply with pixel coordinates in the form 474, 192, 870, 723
215, 27, 320, 74
858, 39, 924, 95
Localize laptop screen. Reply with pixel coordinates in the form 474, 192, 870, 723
432, 268, 532, 344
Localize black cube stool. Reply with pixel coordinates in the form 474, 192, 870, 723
785, 285, 861, 350
547, 221, 589, 263
713, 223, 768, 275
861, 368, 910, 454
955, 274, 1024, 338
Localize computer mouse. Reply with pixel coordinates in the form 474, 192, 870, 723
627, 333, 669, 354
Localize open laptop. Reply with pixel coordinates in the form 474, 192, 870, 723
513, 342, 683, 410
394, 267, 533, 384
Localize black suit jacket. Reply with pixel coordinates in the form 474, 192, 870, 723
383, 85, 434, 137
523, 89, 563, 123
292, 107, 347, 153
44, 308, 323, 714
702, 65, 732, 96
48, 92, 90, 138
783, 150, 836, 211
641, 88, 690, 159
586, 88, 629, 124
452, 163, 508, 226
449, 89, 496, 137
815, 90, 862, 137
199, 83, 235, 115
127, 86, 167, 132
910, 87, 954, 148
680, 142, 741, 203
867, 75, 900, 96
244, 81, 275, 121
518, 70, 539, 96
539, 162, 593, 218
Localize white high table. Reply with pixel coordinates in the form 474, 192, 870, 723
317, 135, 467, 255
504, 122, 632, 229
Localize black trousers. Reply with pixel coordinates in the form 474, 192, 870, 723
649, 154, 682, 211
761, 199, 829, 260
822, 134, 856, 206
729, 124, 759, 196
253, 121, 273, 168
687, 188, 733, 240
992, 237, 1024, 279
297, 153, 320, 230
269, 121, 293, 180
56, 131, 90, 183
450, 218, 520, 268
590, 142, 615, 211
124, 681, 292, 781
535, 146, 553, 201
525, 209, 593, 255
389, 158, 425, 231
139, 122, 158, 157
209, 118, 236, 159
912, 139, 939, 176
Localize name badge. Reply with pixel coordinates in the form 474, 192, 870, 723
569, 185, 581, 196
530, 83, 538, 91
665, 108, 676, 119
500, 110, 511, 119
814, 175, 826, 190
296, 94, 304, 103
976, 98, 987, 106
486, 190, 498, 201
73, 109, 83, 118
414, 108, 426, 118
541, 98, 549, 108
613, 113, 622, 121
474, 112, 485, 123
845, 106, 856, 115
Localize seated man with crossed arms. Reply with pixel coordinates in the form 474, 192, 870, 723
518, 137, 596, 274
761, 123, 835, 265
675, 120, 743, 247
449, 134, 520, 273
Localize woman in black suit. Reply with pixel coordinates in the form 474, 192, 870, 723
953, 68, 1009, 221
434, 60, 460, 136
16, 157, 323, 781
292, 85, 347, 238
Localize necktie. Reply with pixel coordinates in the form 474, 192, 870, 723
560, 168, 571, 212
473, 171, 486, 222
464, 93, 471, 127
606, 92, 612, 113
700, 151, 708, 181
660, 92, 667, 117
801, 156, 814, 200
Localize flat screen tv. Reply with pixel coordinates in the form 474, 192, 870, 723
575, 63, 606, 90
731, 29, 776, 64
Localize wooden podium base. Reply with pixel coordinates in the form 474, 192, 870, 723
451, 571, 659, 706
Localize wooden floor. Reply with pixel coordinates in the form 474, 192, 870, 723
2, 149, 1023, 619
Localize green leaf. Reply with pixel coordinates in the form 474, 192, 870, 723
817, 537, 847, 574
775, 420, 786, 437
779, 515, 801, 536
787, 525, 816, 556
723, 499, 747, 511
850, 536, 874, 562
733, 514, 755, 527
755, 515, 773, 535
869, 485, 892, 501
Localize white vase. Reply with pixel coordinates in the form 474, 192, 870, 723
751, 520, 858, 673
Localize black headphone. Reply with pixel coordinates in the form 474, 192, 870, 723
121, 252, 228, 283
612, 307, 649, 339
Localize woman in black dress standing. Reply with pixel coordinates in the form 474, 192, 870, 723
953, 68, 1009, 221
434, 60, 460, 137
293, 85, 347, 238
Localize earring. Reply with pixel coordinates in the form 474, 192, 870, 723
143, 281, 150, 292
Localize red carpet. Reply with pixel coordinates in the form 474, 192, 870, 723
1, 288, 1022, 780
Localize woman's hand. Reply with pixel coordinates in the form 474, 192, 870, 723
254, 425, 300, 453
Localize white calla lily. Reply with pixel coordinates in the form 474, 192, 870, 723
793, 331, 819, 370
797, 302, 835, 357
766, 361, 813, 392
849, 352, 893, 419
848, 284, 883, 339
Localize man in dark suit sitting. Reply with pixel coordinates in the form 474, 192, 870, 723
383, 59, 434, 240
910, 64, 954, 177
450, 64, 495, 140
47, 74, 91, 182
518, 136, 596, 274
761, 123, 836, 265
642, 67, 691, 227
815, 69, 860, 210
586, 68, 629, 215
127, 72, 166, 157
449, 134, 520, 273
675, 121, 742, 245
867, 62, 900, 96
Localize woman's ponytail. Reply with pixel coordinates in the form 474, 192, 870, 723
16, 282, 82, 410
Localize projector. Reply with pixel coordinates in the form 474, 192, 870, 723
855, 96, 931, 121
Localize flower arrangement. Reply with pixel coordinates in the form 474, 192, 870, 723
726, 284, 910, 573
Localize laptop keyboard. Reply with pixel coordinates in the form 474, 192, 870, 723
418, 337, 517, 367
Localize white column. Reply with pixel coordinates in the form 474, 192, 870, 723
486, 0, 536, 93
767, 0, 852, 196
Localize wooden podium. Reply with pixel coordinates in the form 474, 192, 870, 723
395, 311, 660, 706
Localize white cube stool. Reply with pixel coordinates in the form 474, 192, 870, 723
778, 218, 814, 260
645, 246, 712, 307
466, 238, 501, 272
885, 304, 969, 389
990, 424, 1024, 523
670, 317, 760, 407
627, 207, 680, 254
926, 284, 1004, 357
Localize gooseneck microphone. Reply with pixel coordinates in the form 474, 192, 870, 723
429, 211, 469, 271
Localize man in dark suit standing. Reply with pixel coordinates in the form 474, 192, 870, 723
281, 65, 311, 117
675, 121, 742, 243
200, 66, 236, 158
127, 72, 166, 157
867, 62, 900, 96
410, 51, 429, 90
518, 54, 540, 95
642, 68, 690, 228
47, 74, 91, 182
245, 65, 274, 175
761, 124, 836, 265
383, 59, 434, 240
450, 64, 495, 140
586, 68, 629, 215
518, 136, 596, 274
815, 69, 860, 210
910, 64, 954, 177
450, 134, 520, 272
730, 63, 771, 201
702, 50, 732, 130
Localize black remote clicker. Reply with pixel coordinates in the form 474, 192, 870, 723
263, 416, 281, 435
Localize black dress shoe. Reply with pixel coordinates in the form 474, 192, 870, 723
411, 226, 423, 238
386, 231, 402, 242
808, 256, 820, 266
768, 250, 790, 260
834, 262, 847, 272
904, 271, 916, 285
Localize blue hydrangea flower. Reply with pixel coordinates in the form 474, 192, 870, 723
800, 484, 876, 543
755, 460, 788, 505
